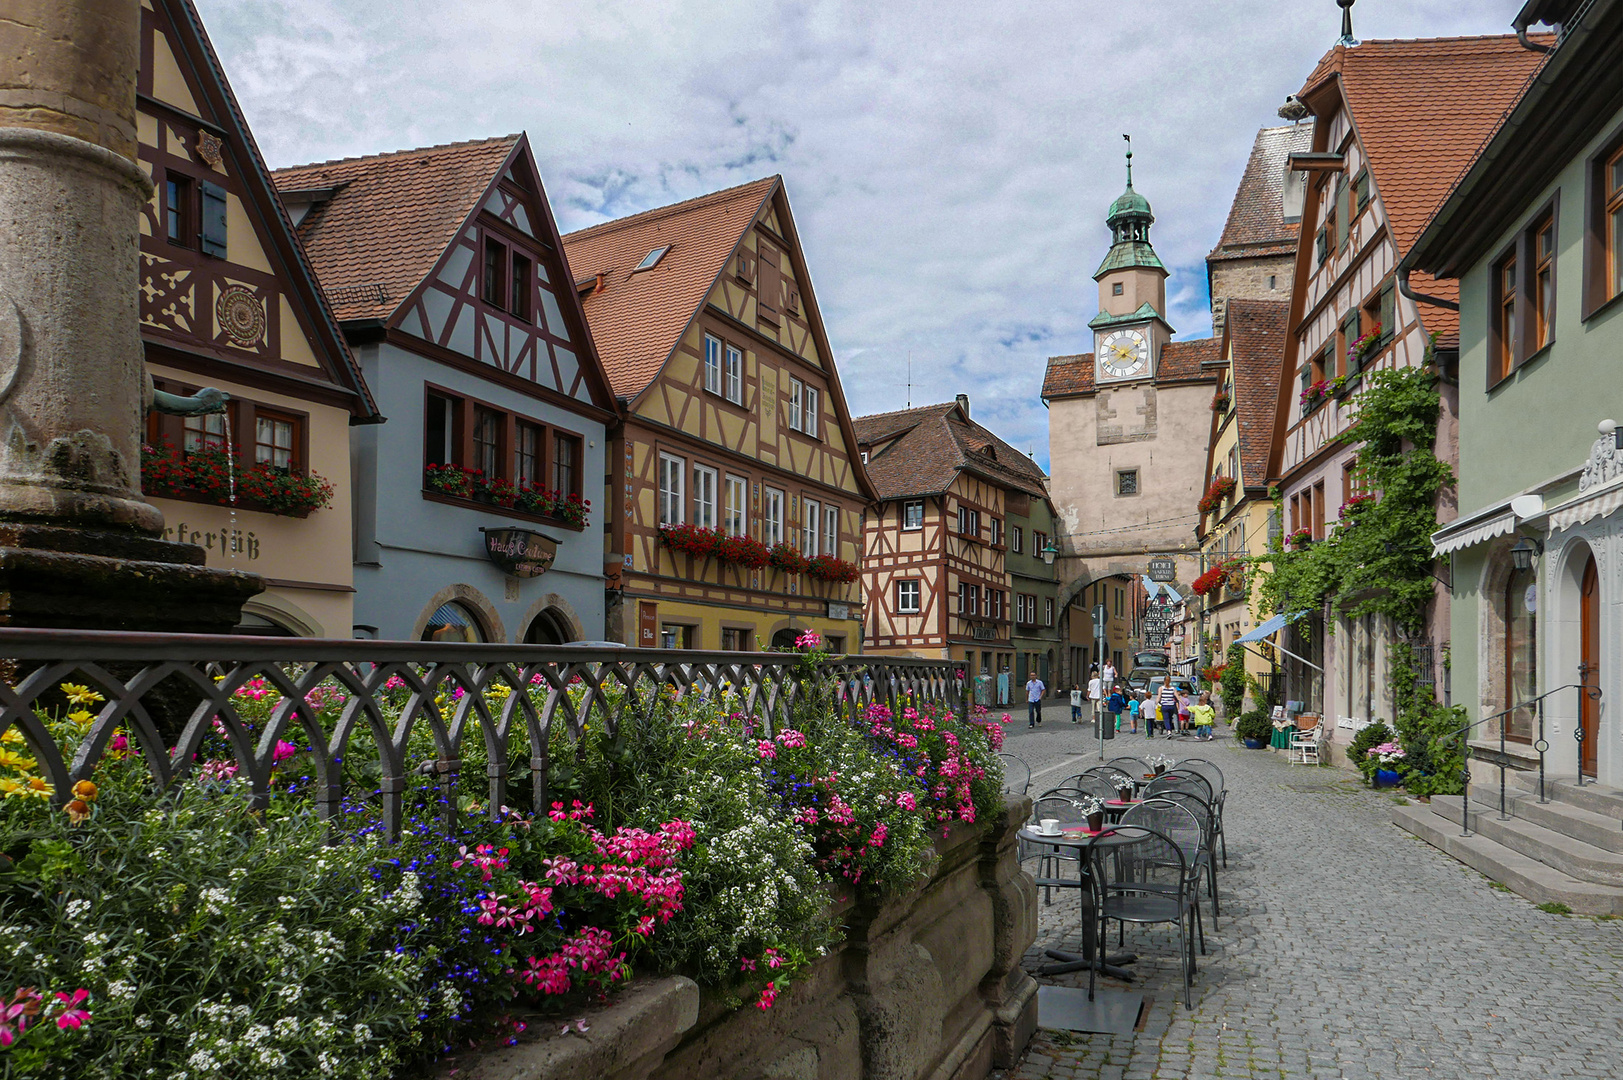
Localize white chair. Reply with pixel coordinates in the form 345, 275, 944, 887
1290, 715, 1322, 765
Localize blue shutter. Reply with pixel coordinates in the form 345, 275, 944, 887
200, 180, 228, 258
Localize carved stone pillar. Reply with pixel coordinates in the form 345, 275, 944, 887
0, 0, 260, 631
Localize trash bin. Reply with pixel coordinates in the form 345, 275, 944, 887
1096, 712, 1115, 740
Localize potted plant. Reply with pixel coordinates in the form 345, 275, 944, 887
1147, 753, 1174, 776
1349, 322, 1383, 367
424, 462, 474, 499
1235, 709, 1272, 749
659, 523, 724, 559
1077, 793, 1105, 833
1286, 527, 1313, 550
1114, 781, 1134, 803
1348, 720, 1395, 785
1370, 742, 1406, 787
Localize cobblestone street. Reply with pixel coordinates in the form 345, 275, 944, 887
1006, 735, 1623, 1080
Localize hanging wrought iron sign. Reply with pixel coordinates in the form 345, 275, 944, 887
1147, 555, 1177, 583
479, 527, 558, 578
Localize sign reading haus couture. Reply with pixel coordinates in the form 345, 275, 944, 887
480, 527, 558, 578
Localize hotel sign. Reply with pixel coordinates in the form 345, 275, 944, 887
480, 527, 557, 579
1147, 555, 1177, 583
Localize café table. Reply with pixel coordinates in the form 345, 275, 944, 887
1020, 825, 1141, 979
1270, 722, 1293, 750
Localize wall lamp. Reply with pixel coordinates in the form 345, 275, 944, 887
1510, 536, 1543, 572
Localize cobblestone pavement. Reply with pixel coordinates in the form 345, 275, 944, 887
1003, 732, 1623, 1080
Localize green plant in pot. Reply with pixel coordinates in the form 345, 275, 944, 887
1235, 709, 1272, 748
1347, 720, 1395, 784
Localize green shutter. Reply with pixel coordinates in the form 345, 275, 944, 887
200, 180, 228, 258
1379, 282, 1396, 339
1335, 182, 1351, 250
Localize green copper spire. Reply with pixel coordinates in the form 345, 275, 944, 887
1094, 134, 1164, 280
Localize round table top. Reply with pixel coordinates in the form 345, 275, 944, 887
1020, 825, 1143, 848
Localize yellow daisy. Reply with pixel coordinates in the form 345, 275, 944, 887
59, 683, 105, 707
0, 748, 35, 771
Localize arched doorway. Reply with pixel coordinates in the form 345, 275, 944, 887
770, 628, 799, 650
524, 608, 572, 645
421, 601, 487, 643
1581, 551, 1599, 777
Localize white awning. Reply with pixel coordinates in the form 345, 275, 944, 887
1550, 476, 1623, 533
1235, 610, 1307, 643
1430, 509, 1517, 557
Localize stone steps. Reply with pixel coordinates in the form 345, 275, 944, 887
1429, 795, 1623, 886
1391, 802, 1623, 915
1508, 769, 1623, 820
1461, 780, 1623, 855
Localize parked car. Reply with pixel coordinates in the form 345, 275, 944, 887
1146, 675, 1197, 701
1131, 650, 1170, 670
1125, 666, 1169, 695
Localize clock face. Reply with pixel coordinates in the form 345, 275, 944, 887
1099, 329, 1150, 379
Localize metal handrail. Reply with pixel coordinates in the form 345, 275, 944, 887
0, 628, 969, 838
1446, 682, 1601, 837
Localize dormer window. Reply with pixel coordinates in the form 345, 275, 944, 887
635, 246, 671, 272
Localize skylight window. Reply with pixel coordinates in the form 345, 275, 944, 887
634, 245, 671, 272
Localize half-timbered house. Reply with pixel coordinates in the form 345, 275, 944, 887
1267, 35, 1547, 721
854, 396, 1049, 685
562, 178, 876, 651
274, 136, 616, 642
137, 0, 380, 636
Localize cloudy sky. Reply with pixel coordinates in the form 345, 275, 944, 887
201, 0, 1526, 468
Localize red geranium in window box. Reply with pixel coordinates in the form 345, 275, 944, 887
1198, 476, 1238, 515
659, 524, 724, 559
717, 533, 771, 569
768, 542, 809, 574
808, 554, 860, 583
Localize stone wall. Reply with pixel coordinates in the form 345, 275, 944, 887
448, 797, 1039, 1080
1209, 256, 1294, 333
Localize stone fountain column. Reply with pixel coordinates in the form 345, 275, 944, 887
0, 0, 260, 632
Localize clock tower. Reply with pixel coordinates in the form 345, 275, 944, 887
1091, 144, 1173, 384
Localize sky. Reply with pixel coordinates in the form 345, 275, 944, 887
200, 0, 1528, 470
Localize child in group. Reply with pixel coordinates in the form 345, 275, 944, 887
1106, 684, 1128, 733
1127, 691, 1141, 734
1070, 684, 1083, 724
1189, 692, 1216, 741
1178, 690, 1192, 735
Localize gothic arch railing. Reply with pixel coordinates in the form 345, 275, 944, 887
0, 629, 966, 838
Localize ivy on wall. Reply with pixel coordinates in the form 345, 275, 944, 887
1252, 346, 1454, 637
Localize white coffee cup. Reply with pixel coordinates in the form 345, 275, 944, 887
1039, 818, 1060, 835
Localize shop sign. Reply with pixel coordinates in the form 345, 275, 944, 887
638, 601, 659, 647
971, 626, 996, 641
1147, 555, 1177, 582
828, 601, 850, 620
480, 527, 557, 578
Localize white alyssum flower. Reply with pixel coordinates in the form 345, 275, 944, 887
106, 979, 136, 1001
65, 898, 91, 921
352, 1022, 371, 1044
277, 984, 302, 1005
199, 886, 231, 915
273, 1017, 298, 1039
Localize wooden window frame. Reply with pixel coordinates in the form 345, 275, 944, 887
896, 579, 921, 614
902, 500, 924, 530
1312, 480, 1326, 541
763, 486, 784, 545
658, 452, 686, 527
1532, 211, 1556, 353
725, 474, 748, 537
1491, 195, 1560, 388
509, 252, 532, 321
164, 172, 194, 248
824, 503, 838, 556
1583, 123, 1623, 320
692, 463, 719, 530
1114, 468, 1139, 497
513, 420, 542, 486
1490, 244, 1518, 388
551, 430, 581, 499
802, 496, 821, 556
703, 333, 724, 396
251, 406, 302, 472
788, 377, 804, 431
802, 386, 820, 439
482, 235, 508, 309
1011, 525, 1022, 553
724, 343, 744, 405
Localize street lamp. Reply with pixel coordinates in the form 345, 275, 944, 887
1510, 536, 1543, 572
1041, 542, 1059, 566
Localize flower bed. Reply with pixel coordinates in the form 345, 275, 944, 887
0, 664, 1007, 1077
1197, 476, 1237, 515
424, 464, 589, 528
141, 441, 333, 517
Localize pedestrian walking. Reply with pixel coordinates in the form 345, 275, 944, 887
1106, 684, 1127, 733
1101, 658, 1117, 686
1069, 684, 1083, 723
1085, 669, 1102, 727
1127, 692, 1141, 734
1026, 673, 1046, 728
1157, 680, 1179, 738
1178, 690, 1192, 735
1189, 692, 1216, 741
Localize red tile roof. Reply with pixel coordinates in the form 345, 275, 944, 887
562, 178, 779, 399
853, 401, 1048, 501
1209, 125, 1313, 262
1223, 299, 1290, 489
1301, 36, 1551, 260
272, 136, 519, 323
1041, 353, 1094, 399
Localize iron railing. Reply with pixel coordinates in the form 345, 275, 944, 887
1450, 681, 1602, 837
0, 629, 966, 838
1410, 643, 1436, 689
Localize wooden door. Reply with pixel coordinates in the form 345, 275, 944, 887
1581, 553, 1599, 777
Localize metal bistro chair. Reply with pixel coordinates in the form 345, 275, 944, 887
1150, 789, 1221, 922
1026, 795, 1091, 905
998, 753, 1032, 796
1088, 820, 1202, 1009
1117, 798, 1208, 946
1144, 770, 1213, 803
1179, 759, 1228, 867
1083, 765, 1135, 789
1061, 774, 1122, 803
1105, 756, 1151, 777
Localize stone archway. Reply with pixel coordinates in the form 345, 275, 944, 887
411, 584, 505, 644
516, 592, 586, 644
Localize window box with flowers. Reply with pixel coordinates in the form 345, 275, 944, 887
1192, 560, 1240, 598
1337, 492, 1377, 529
658, 524, 723, 560
768, 542, 810, 575
142, 440, 333, 518
1198, 476, 1238, 516
1211, 392, 1230, 413
1349, 322, 1385, 369
808, 554, 860, 583
1286, 527, 1313, 550
1299, 377, 1345, 413
423, 464, 589, 529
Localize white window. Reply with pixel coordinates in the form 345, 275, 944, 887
658, 453, 685, 526
896, 579, 920, 613
725, 344, 743, 404
804, 387, 820, 438
1012, 526, 1023, 553
861, 451, 869, 463
724, 474, 747, 536
704, 334, 723, 395
764, 487, 785, 545
903, 501, 924, 530
957, 505, 980, 537
788, 378, 804, 431
803, 498, 820, 556
824, 505, 838, 557
990, 517, 1003, 546
693, 464, 718, 529
1045, 597, 1055, 626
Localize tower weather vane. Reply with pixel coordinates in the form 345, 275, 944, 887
1122, 133, 1133, 187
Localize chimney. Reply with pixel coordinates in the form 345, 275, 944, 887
955, 393, 970, 417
